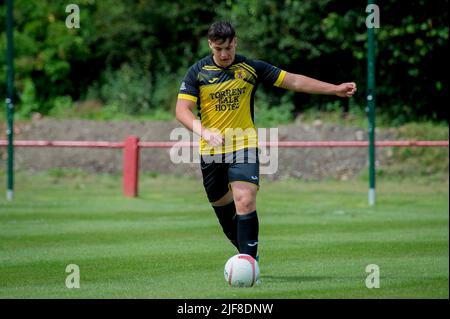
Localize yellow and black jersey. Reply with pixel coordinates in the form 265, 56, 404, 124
178, 54, 286, 155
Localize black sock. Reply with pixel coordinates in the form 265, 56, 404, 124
213, 201, 239, 250
237, 211, 259, 259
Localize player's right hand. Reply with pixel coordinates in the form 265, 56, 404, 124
202, 129, 224, 147
335, 82, 357, 97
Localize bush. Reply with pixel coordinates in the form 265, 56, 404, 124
254, 89, 294, 128
99, 63, 152, 115
151, 70, 185, 113
382, 122, 449, 181
16, 78, 39, 118
48, 96, 75, 117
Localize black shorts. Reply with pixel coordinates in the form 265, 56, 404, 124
200, 148, 259, 203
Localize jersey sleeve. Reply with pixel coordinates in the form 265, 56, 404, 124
253, 60, 286, 87
178, 65, 199, 103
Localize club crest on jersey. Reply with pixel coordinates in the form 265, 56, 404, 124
234, 69, 246, 80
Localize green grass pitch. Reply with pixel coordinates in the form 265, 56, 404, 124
0, 171, 448, 298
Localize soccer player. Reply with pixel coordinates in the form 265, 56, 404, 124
175, 21, 356, 261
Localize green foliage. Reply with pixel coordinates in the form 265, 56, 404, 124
151, 69, 186, 113
48, 95, 74, 117
16, 78, 39, 117
217, 0, 448, 124
382, 122, 449, 180
254, 89, 294, 127
0, 0, 448, 123
372, 1, 449, 123
299, 107, 368, 129
99, 64, 152, 115
0, 0, 95, 115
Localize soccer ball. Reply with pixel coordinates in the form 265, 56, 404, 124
224, 254, 259, 287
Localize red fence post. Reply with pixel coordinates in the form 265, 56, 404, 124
123, 135, 140, 197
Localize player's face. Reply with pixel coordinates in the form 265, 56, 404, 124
208, 37, 237, 68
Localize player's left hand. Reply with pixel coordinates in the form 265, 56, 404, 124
335, 82, 357, 97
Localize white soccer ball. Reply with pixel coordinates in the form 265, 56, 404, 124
224, 254, 260, 287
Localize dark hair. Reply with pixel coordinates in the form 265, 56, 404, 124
207, 21, 236, 43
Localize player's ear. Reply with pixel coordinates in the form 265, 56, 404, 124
233, 37, 238, 47
208, 40, 213, 50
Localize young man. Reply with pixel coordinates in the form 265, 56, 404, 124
175, 21, 356, 261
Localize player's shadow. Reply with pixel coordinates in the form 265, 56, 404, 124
262, 275, 332, 283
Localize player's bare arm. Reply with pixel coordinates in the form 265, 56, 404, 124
175, 98, 224, 146
280, 72, 357, 97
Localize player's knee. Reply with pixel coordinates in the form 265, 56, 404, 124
234, 195, 256, 214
